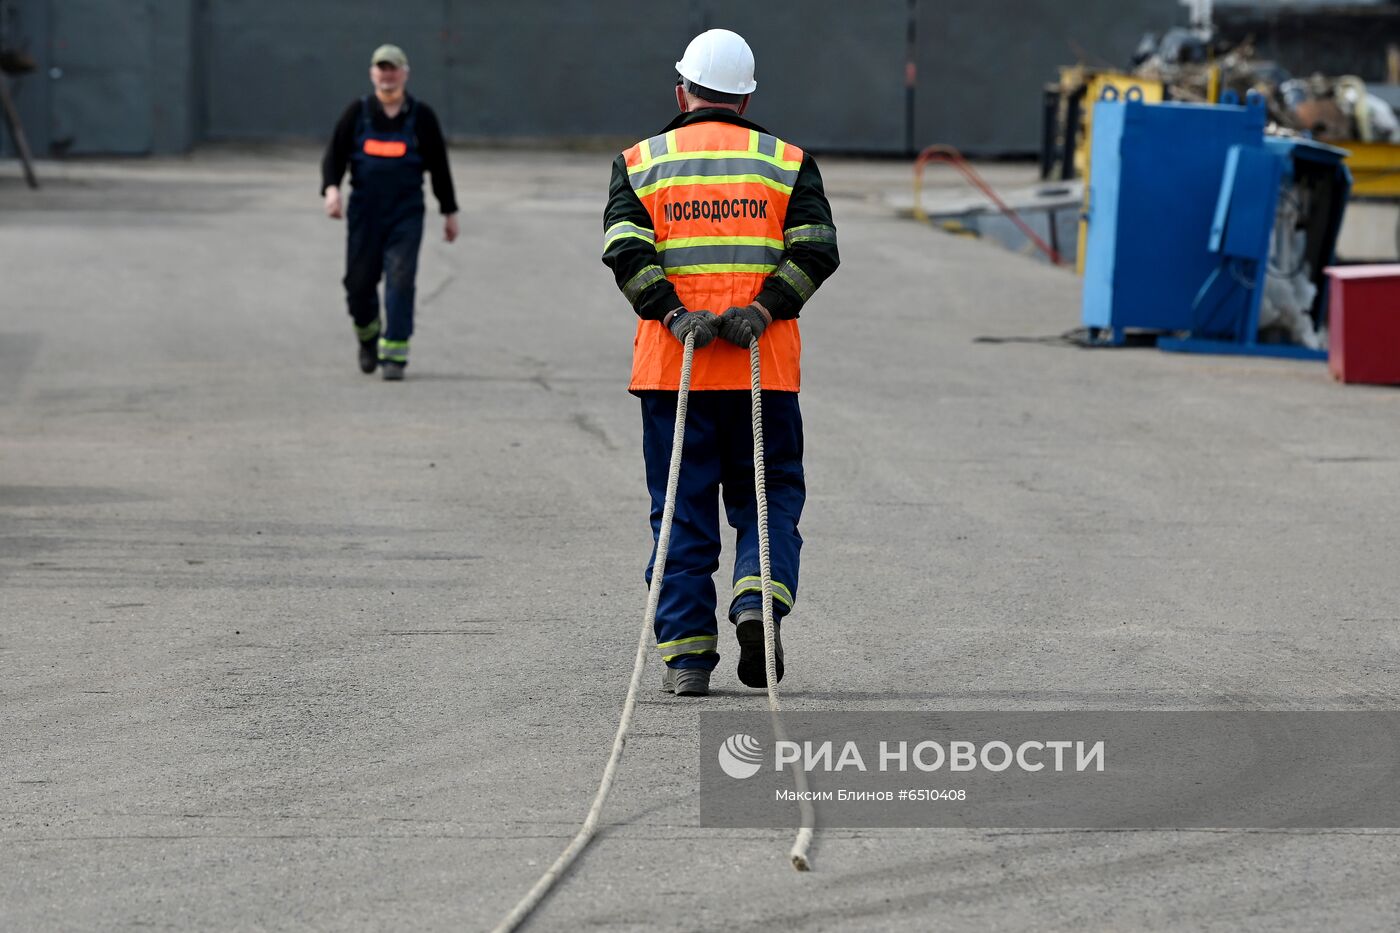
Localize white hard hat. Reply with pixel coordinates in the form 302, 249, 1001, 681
675, 28, 757, 96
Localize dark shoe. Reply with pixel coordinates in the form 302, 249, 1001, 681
358, 341, 378, 374
736, 613, 783, 688
381, 361, 405, 381
661, 667, 710, 696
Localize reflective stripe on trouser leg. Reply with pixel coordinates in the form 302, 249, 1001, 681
656, 635, 718, 662
354, 320, 381, 341
379, 339, 409, 363
722, 389, 804, 623
733, 576, 794, 609
641, 391, 724, 672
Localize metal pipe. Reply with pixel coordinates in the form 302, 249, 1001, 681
912, 144, 1064, 265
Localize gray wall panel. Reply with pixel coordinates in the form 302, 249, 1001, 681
914, 0, 1183, 154
202, 0, 447, 139
4, 2, 1227, 156
2, 0, 192, 156
445, 0, 695, 140
1216, 5, 1400, 81
702, 0, 909, 152
0, 0, 52, 157
198, 1, 907, 149
151, 0, 196, 153
49, 0, 154, 154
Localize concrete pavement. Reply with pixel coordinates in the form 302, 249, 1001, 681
3, 147, 1399, 931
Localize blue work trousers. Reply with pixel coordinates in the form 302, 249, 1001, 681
344, 192, 424, 355
640, 389, 805, 671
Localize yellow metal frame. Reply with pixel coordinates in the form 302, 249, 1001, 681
1075, 74, 1166, 179
1336, 140, 1400, 198
1073, 75, 1165, 274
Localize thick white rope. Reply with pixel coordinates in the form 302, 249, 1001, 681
491, 335, 697, 933
749, 339, 816, 871
493, 333, 817, 930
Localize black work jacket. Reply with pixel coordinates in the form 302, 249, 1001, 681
321, 95, 458, 215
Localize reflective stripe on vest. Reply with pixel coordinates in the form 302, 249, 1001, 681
656, 235, 784, 275
623, 121, 805, 392
363, 138, 408, 158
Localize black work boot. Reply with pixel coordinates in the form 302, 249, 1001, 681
660, 667, 710, 697
358, 340, 378, 374
735, 608, 783, 688
380, 361, 405, 381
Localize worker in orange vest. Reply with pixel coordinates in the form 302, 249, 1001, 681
602, 29, 840, 697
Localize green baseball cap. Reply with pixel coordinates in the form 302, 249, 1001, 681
371, 44, 408, 68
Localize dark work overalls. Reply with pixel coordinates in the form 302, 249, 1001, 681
344, 96, 425, 365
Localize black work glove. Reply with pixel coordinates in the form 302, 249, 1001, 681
718, 302, 773, 348
666, 308, 720, 349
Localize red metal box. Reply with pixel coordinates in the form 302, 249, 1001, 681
1326, 265, 1400, 384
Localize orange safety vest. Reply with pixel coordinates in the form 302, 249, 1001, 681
621, 121, 805, 392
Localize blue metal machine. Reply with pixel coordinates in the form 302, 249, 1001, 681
1157, 135, 1351, 359
1082, 86, 1352, 358
1082, 87, 1268, 343
1155, 143, 1289, 356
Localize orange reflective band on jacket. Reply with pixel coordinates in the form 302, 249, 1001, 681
623, 122, 804, 392
363, 138, 408, 158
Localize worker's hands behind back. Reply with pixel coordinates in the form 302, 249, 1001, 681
323, 186, 343, 219
718, 302, 772, 347
667, 308, 720, 349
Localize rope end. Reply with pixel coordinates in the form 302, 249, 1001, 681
790, 825, 814, 871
